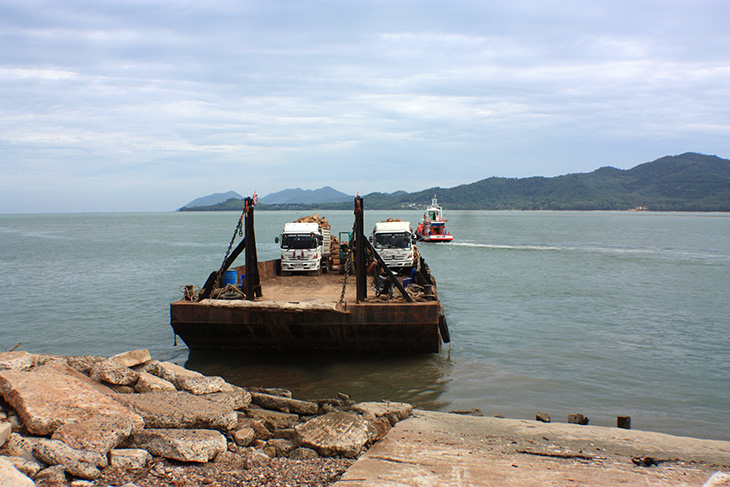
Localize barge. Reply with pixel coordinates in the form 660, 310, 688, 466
170, 196, 450, 353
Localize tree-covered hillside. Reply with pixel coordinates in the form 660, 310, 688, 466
180, 153, 730, 212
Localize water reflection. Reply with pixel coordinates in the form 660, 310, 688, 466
186, 350, 453, 411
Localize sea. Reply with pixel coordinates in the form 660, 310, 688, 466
1, 210, 728, 441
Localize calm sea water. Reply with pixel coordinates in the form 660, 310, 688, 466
1, 210, 728, 440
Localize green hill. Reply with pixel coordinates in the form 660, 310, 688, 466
181, 153, 730, 212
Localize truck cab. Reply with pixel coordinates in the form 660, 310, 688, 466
277, 221, 331, 275
371, 221, 415, 272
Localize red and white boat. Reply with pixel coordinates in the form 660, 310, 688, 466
416, 195, 454, 242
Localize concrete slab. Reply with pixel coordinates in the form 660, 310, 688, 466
334, 410, 730, 487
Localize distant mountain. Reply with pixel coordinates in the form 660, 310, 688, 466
380, 152, 729, 211
179, 191, 243, 210
178, 153, 730, 212
259, 186, 353, 205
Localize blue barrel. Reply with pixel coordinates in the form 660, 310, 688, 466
221, 270, 237, 287
239, 273, 246, 286
403, 277, 412, 287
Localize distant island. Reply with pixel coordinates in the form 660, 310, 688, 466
178, 153, 730, 212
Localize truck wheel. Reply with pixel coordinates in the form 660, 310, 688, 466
281, 271, 291, 276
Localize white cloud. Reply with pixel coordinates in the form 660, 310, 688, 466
0, 0, 728, 213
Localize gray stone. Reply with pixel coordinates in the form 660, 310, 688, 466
65, 356, 106, 375
351, 401, 413, 421
244, 449, 271, 469
34, 464, 67, 487
109, 448, 152, 469
246, 408, 299, 431
368, 416, 392, 442
272, 428, 297, 441
0, 456, 35, 487
233, 427, 256, 447
126, 428, 226, 463
236, 416, 271, 440
0, 351, 35, 371
250, 392, 317, 415
133, 372, 176, 393
32, 438, 106, 480
113, 391, 237, 430
109, 350, 152, 368
70, 480, 95, 487
265, 438, 297, 457
0, 368, 144, 436
90, 359, 139, 386
288, 447, 318, 460
51, 415, 136, 454
568, 413, 589, 425
536, 412, 551, 423
295, 411, 378, 458
0, 421, 11, 447
145, 361, 228, 395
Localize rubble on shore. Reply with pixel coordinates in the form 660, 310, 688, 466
0, 350, 412, 486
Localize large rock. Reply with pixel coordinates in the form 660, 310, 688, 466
250, 391, 317, 415
65, 355, 106, 375
295, 411, 377, 458
34, 464, 67, 486
134, 372, 176, 393
351, 401, 413, 421
0, 351, 35, 371
126, 428, 226, 463
3, 433, 38, 462
109, 349, 151, 368
51, 415, 136, 454
236, 416, 271, 440
90, 359, 139, 386
32, 437, 107, 480
0, 456, 35, 487
109, 448, 152, 469
0, 421, 11, 446
113, 391, 237, 430
1, 455, 43, 478
246, 408, 299, 431
0, 368, 144, 436
204, 386, 252, 410
145, 361, 228, 395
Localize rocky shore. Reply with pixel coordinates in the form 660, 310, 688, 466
0, 350, 412, 486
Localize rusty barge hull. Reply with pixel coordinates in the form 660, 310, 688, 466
170, 299, 443, 353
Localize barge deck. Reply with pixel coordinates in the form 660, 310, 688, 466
170, 196, 450, 353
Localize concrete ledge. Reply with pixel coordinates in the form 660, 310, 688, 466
334, 410, 730, 487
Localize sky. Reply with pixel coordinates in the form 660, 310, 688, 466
1, 0, 728, 213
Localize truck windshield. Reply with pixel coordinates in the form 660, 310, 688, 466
374, 232, 410, 249
281, 235, 317, 250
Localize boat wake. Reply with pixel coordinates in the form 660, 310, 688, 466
451, 241, 729, 262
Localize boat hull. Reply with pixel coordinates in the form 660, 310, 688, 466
417, 233, 454, 242
170, 299, 443, 353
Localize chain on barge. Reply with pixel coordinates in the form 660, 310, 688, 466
170, 196, 450, 353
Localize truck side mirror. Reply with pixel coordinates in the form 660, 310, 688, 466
275, 236, 279, 244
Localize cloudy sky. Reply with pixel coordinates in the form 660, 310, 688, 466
1, 0, 728, 213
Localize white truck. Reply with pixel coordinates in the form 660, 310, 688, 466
371, 220, 416, 272
276, 221, 331, 275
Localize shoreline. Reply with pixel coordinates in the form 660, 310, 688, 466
1, 350, 728, 486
